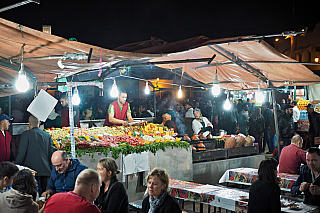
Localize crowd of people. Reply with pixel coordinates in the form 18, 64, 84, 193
1, 90, 320, 212
0, 150, 181, 213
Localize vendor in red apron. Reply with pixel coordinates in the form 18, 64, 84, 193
59, 93, 81, 127
104, 89, 134, 126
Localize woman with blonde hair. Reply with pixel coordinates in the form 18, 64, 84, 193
142, 167, 181, 213
95, 157, 128, 213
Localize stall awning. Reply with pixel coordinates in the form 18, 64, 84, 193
0, 18, 161, 96
150, 39, 320, 90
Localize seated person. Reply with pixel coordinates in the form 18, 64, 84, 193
161, 113, 177, 133
279, 135, 306, 174
0, 161, 19, 195
43, 169, 101, 213
41, 151, 88, 200
142, 167, 182, 213
95, 158, 128, 213
82, 108, 93, 120
0, 169, 38, 213
248, 158, 281, 213
291, 147, 320, 206
192, 108, 213, 137
139, 104, 152, 118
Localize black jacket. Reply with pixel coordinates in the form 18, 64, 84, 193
262, 108, 273, 128
142, 193, 181, 213
278, 113, 294, 141
248, 179, 281, 213
95, 176, 129, 213
308, 111, 320, 136
15, 127, 53, 176
291, 165, 320, 206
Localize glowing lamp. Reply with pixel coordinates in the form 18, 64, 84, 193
110, 79, 119, 98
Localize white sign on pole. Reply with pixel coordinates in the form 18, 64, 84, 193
27, 89, 58, 122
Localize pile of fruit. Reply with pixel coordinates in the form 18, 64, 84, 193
297, 98, 310, 110
46, 123, 182, 151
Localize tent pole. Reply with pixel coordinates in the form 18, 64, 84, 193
153, 87, 156, 118
271, 86, 281, 159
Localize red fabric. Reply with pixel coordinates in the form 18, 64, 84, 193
0, 131, 12, 163
61, 107, 69, 127
44, 191, 101, 213
104, 101, 129, 126
61, 107, 81, 127
279, 144, 307, 174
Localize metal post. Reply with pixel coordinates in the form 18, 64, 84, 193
8, 95, 11, 117
271, 88, 280, 158
153, 87, 156, 118
67, 84, 76, 159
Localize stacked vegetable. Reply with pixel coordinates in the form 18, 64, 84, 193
45, 123, 189, 158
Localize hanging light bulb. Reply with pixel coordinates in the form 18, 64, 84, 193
72, 87, 81, 105
255, 81, 265, 103
178, 85, 182, 98
224, 91, 231, 110
15, 63, 30, 92
224, 99, 232, 110
212, 66, 220, 96
255, 91, 264, 103
15, 45, 29, 93
145, 81, 150, 95
110, 78, 119, 98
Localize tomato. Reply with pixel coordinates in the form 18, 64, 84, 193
46, 128, 50, 131
50, 127, 55, 130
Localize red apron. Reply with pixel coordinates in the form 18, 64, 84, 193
104, 101, 129, 126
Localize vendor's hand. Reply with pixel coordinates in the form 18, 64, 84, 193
122, 121, 129, 126
279, 141, 284, 146
41, 189, 53, 200
299, 182, 310, 192
309, 184, 320, 195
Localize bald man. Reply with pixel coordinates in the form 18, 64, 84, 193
279, 135, 307, 174
15, 115, 53, 195
44, 169, 101, 213
41, 150, 88, 200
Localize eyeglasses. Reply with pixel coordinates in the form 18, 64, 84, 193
54, 163, 63, 168
53, 159, 66, 168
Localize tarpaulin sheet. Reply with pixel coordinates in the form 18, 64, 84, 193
150, 40, 320, 90
0, 18, 160, 96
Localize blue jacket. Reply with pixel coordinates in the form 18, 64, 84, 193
46, 159, 87, 194
291, 165, 320, 206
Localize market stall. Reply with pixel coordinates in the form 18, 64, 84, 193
45, 122, 193, 201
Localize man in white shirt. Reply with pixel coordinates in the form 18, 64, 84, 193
185, 103, 195, 118
292, 101, 300, 131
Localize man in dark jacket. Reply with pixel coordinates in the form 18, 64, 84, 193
278, 104, 295, 151
262, 102, 273, 153
15, 115, 53, 195
41, 150, 88, 200
307, 104, 320, 147
291, 147, 320, 206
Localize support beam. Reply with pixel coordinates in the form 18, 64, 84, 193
208, 45, 268, 82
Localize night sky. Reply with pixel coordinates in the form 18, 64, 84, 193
0, 0, 320, 49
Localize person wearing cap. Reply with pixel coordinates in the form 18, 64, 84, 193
307, 103, 320, 147
278, 104, 295, 151
0, 114, 14, 164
